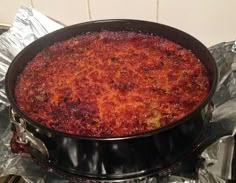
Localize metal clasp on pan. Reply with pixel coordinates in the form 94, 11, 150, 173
9, 107, 49, 158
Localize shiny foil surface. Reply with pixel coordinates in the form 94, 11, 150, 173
0, 6, 235, 183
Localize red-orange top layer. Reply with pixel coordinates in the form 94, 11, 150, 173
15, 31, 209, 137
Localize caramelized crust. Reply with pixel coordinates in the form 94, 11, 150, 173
15, 31, 209, 137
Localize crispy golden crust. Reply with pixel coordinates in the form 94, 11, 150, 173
15, 31, 209, 137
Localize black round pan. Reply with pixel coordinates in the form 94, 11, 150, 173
5, 19, 231, 181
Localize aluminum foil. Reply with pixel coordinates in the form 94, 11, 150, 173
0, 6, 235, 183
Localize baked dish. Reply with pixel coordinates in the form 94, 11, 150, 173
15, 31, 210, 137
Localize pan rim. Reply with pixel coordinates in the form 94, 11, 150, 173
5, 19, 218, 141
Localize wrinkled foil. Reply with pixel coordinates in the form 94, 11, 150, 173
0, 6, 235, 183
